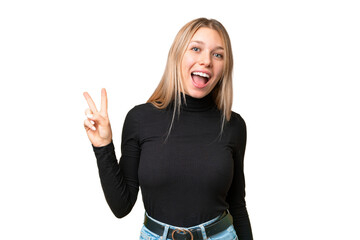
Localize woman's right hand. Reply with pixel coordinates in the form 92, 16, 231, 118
83, 88, 112, 147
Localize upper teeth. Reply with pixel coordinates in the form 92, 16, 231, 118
193, 72, 210, 78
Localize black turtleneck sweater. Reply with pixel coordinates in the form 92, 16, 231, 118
92, 94, 253, 239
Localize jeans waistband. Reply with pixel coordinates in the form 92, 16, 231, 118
143, 211, 231, 240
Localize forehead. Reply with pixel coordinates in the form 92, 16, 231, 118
190, 27, 224, 47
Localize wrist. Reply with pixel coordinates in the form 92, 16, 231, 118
92, 139, 112, 148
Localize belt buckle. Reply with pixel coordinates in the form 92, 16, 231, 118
171, 228, 194, 240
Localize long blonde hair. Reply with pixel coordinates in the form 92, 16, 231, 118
147, 18, 234, 139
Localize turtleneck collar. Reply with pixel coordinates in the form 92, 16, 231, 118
180, 93, 215, 112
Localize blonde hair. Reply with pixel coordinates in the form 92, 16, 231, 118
147, 18, 234, 139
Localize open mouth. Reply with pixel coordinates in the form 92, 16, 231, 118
191, 71, 211, 88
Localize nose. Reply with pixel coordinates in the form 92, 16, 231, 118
199, 51, 212, 67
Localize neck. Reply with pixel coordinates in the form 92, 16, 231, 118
180, 93, 215, 112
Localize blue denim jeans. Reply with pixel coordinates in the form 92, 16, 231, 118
139, 212, 238, 240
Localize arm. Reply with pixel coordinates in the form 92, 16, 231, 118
93, 108, 140, 218
226, 114, 253, 239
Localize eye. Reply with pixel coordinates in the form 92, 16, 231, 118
213, 53, 223, 58
191, 47, 200, 52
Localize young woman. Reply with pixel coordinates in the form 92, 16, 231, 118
83, 18, 253, 240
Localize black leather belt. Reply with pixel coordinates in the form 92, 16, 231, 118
143, 211, 233, 240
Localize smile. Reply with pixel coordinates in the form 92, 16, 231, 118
191, 71, 211, 88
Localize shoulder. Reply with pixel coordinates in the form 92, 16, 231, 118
128, 102, 154, 114
122, 103, 156, 134
226, 111, 247, 142
229, 110, 246, 130
126, 102, 156, 113
125, 102, 168, 121
226, 111, 247, 151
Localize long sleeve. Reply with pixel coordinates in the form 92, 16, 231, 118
226, 114, 253, 239
90, 96, 254, 233
92, 108, 140, 218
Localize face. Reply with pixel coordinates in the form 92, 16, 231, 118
180, 27, 225, 99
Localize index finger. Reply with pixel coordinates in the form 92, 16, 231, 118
83, 92, 99, 113
100, 88, 108, 114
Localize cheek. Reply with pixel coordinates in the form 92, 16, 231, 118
181, 56, 189, 75
182, 53, 197, 70
213, 64, 224, 80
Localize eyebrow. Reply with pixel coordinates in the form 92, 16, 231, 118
190, 40, 224, 50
